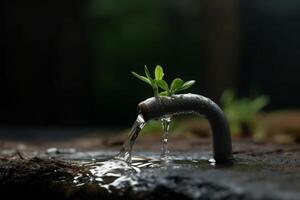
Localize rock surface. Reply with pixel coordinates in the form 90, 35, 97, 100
0, 139, 299, 200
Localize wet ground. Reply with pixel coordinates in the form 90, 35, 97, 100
0, 131, 299, 200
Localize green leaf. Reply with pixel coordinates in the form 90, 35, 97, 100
170, 78, 184, 93
154, 65, 164, 80
160, 91, 168, 96
251, 96, 269, 112
157, 80, 169, 91
177, 80, 196, 91
144, 65, 153, 82
131, 72, 151, 85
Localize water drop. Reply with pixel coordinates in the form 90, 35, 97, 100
160, 115, 171, 162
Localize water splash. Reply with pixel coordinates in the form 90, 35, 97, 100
160, 116, 171, 162
73, 115, 147, 192
73, 156, 161, 192
73, 114, 173, 192
73, 159, 139, 191
115, 114, 145, 162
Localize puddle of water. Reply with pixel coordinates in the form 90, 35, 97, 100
73, 159, 138, 190
73, 154, 220, 188
72, 153, 267, 193
73, 156, 161, 191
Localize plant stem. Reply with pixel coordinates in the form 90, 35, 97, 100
153, 85, 159, 99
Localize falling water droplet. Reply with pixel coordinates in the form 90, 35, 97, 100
160, 115, 171, 162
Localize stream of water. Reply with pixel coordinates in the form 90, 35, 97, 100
160, 116, 171, 162
115, 114, 145, 162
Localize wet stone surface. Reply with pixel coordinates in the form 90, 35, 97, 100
0, 142, 299, 200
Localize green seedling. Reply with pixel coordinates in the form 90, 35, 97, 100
132, 65, 195, 98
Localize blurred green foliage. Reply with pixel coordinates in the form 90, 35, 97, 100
140, 120, 163, 135
221, 90, 269, 137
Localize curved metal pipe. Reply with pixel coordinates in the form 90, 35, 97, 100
137, 93, 233, 163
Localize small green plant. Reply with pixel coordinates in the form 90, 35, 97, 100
221, 89, 269, 137
132, 65, 196, 98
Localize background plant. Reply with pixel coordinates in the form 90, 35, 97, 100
221, 89, 269, 137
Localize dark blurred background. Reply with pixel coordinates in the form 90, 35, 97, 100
1, 0, 300, 127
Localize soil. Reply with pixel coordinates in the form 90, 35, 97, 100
0, 130, 299, 200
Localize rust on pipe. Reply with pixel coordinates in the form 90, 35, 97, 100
137, 93, 233, 163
